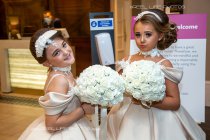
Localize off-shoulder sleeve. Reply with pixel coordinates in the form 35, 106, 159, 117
160, 65, 183, 84
39, 92, 74, 115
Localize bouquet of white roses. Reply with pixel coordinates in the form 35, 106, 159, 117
122, 60, 166, 107
72, 64, 125, 140
72, 64, 125, 107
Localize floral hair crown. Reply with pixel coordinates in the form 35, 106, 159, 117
35, 30, 57, 57
135, 11, 162, 22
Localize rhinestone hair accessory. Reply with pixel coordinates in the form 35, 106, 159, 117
135, 11, 162, 22
139, 48, 160, 58
35, 30, 58, 57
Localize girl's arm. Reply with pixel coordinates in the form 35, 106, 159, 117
45, 106, 84, 132
152, 59, 180, 110
152, 78, 180, 110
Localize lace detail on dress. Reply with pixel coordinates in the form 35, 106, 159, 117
116, 56, 132, 72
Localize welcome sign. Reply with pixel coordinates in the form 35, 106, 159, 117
130, 14, 207, 122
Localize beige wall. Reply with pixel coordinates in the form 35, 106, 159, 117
184, 0, 210, 81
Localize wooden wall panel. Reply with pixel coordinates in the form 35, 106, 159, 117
53, 0, 110, 37
52, 0, 110, 75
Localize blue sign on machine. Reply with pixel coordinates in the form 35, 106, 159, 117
98, 20, 112, 27
90, 18, 114, 30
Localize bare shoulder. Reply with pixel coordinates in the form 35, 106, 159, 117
52, 75, 68, 85
45, 73, 69, 94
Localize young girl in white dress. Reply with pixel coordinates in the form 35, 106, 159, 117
18, 28, 96, 140
108, 9, 205, 140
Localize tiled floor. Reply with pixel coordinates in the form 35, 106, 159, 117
0, 91, 209, 140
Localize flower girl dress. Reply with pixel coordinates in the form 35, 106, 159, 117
18, 74, 96, 140
107, 58, 205, 140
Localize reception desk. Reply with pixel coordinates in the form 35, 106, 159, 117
0, 39, 76, 93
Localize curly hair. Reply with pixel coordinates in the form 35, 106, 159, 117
134, 9, 178, 50
29, 28, 63, 64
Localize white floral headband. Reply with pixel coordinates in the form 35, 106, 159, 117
35, 30, 58, 57
135, 11, 162, 22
